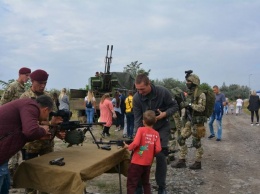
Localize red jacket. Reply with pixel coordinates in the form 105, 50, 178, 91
128, 126, 161, 166
0, 98, 46, 165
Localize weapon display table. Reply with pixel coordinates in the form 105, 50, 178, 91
13, 144, 130, 194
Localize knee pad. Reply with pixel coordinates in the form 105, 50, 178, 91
192, 139, 202, 148
177, 135, 186, 146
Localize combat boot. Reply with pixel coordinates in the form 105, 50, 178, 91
170, 159, 186, 168
189, 161, 201, 169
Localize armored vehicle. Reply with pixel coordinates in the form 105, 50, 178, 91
70, 45, 135, 121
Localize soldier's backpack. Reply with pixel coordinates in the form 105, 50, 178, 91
195, 89, 215, 118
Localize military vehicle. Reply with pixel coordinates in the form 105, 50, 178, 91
70, 45, 135, 122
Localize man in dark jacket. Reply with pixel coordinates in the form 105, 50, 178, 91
133, 73, 179, 194
0, 95, 54, 193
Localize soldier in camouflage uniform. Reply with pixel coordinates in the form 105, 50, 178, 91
168, 87, 186, 162
20, 69, 64, 194
0, 67, 31, 180
0, 67, 31, 105
171, 71, 206, 170
168, 110, 182, 162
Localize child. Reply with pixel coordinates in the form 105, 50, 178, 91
229, 102, 235, 114
124, 110, 161, 194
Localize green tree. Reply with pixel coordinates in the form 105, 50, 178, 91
123, 61, 150, 78
0, 79, 14, 90
220, 83, 250, 101
153, 78, 186, 91
199, 82, 212, 91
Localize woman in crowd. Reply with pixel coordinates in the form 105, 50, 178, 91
84, 90, 96, 126
99, 93, 116, 137
59, 88, 70, 112
235, 96, 243, 115
53, 92, 60, 110
248, 90, 260, 126
112, 91, 122, 131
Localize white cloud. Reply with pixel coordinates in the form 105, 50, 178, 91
1, 0, 260, 91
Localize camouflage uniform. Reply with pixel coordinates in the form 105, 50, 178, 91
168, 111, 182, 161
178, 91, 206, 162
0, 81, 26, 105
0, 81, 26, 172
20, 89, 56, 155
171, 72, 207, 169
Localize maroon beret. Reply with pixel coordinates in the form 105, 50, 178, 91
30, 69, 49, 81
19, 67, 31, 74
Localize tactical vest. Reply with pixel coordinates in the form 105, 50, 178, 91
187, 88, 207, 124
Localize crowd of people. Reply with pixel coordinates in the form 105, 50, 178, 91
1, 67, 259, 194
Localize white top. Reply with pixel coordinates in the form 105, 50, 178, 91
236, 99, 243, 106
112, 98, 121, 114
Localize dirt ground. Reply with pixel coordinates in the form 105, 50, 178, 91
10, 109, 260, 194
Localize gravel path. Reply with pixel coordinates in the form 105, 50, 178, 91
10, 111, 260, 194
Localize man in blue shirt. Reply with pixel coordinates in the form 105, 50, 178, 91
208, 85, 226, 141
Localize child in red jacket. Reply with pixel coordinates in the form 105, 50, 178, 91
124, 110, 162, 194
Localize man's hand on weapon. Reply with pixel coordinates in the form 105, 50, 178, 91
180, 98, 192, 109
50, 116, 63, 125
156, 109, 167, 120
56, 131, 66, 140
50, 116, 66, 140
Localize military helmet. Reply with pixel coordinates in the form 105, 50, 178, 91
186, 74, 200, 85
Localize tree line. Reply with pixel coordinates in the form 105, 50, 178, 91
0, 61, 250, 100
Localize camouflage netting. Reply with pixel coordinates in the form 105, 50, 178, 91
111, 72, 135, 91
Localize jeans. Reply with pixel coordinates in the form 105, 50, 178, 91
85, 108, 94, 125
126, 112, 134, 137
208, 113, 223, 139
224, 106, 228, 114
0, 161, 10, 194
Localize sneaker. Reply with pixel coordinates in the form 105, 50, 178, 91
123, 134, 127, 138
256, 123, 259, 126
216, 138, 221, 141
105, 133, 110, 137
251, 123, 254, 126
208, 134, 215, 139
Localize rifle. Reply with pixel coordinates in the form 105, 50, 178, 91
180, 92, 193, 124
93, 139, 133, 150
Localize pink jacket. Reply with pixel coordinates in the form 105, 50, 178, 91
99, 99, 114, 127
0, 98, 46, 164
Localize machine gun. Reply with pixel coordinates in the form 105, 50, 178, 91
49, 110, 105, 147
104, 45, 113, 74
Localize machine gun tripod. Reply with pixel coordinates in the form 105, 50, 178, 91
51, 121, 106, 148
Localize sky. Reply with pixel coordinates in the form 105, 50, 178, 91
0, 0, 260, 91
